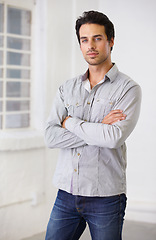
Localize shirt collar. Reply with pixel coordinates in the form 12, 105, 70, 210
83, 78, 106, 93
105, 63, 119, 83
80, 63, 119, 84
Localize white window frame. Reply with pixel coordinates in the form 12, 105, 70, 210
0, 0, 47, 150
1, 2, 32, 130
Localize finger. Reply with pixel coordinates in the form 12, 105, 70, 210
104, 113, 126, 122
112, 113, 126, 119
111, 114, 126, 122
110, 116, 126, 125
102, 114, 126, 124
107, 110, 123, 117
108, 109, 123, 115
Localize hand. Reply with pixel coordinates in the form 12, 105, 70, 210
102, 110, 126, 125
62, 116, 71, 128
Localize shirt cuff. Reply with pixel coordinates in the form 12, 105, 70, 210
65, 117, 84, 133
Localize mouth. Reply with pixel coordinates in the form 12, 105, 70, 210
87, 51, 99, 57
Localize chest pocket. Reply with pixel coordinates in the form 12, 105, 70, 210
91, 98, 115, 122
65, 101, 83, 118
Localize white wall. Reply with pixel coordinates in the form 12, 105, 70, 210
99, 0, 156, 222
1, 0, 156, 239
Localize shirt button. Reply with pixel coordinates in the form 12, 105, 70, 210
74, 169, 77, 172
109, 102, 113, 105
77, 153, 80, 156
87, 102, 90, 105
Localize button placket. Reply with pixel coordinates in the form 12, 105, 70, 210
83, 91, 95, 122
73, 151, 81, 176
72, 154, 80, 194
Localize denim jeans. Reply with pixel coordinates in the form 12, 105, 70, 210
45, 190, 127, 240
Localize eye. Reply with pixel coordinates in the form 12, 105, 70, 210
81, 39, 88, 43
95, 37, 102, 41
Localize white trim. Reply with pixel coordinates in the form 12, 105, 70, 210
0, 0, 47, 150
4, 110, 30, 114
70, 0, 77, 78
126, 200, 156, 224
3, 2, 7, 129
0, 1, 33, 130
6, 49, 31, 54
0, 0, 35, 10
0, 130, 45, 151
31, 0, 47, 131
2, 66, 31, 69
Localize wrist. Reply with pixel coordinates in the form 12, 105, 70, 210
62, 116, 71, 128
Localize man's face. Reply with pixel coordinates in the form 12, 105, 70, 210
79, 23, 114, 66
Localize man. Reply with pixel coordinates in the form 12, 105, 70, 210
45, 11, 141, 240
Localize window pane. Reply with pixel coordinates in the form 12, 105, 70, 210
6, 82, 30, 97
0, 101, 2, 111
0, 51, 3, 65
7, 69, 30, 79
0, 82, 2, 97
0, 115, 2, 128
7, 37, 31, 50
6, 113, 29, 128
7, 7, 31, 36
0, 36, 3, 47
7, 52, 30, 66
0, 68, 3, 78
0, 4, 4, 33
6, 100, 29, 111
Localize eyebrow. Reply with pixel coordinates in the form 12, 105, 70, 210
93, 34, 103, 38
80, 34, 103, 40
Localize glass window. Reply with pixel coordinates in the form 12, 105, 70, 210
0, 51, 3, 65
0, 82, 2, 97
0, 69, 3, 78
0, 4, 4, 32
0, 101, 2, 111
7, 37, 31, 50
6, 100, 30, 111
0, 36, 3, 47
6, 113, 29, 128
7, 69, 30, 79
7, 52, 30, 66
6, 82, 30, 98
7, 7, 31, 36
1, 3, 32, 130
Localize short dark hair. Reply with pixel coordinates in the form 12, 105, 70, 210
75, 10, 115, 50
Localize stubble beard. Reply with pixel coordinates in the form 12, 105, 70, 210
85, 54, 109, 66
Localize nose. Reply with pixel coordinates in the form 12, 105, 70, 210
88, 39, 96, 50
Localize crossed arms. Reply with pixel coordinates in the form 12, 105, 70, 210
45, 84, 141, 149
62, 110, 126, 128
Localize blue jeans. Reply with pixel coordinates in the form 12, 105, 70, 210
45, 190, 127, 240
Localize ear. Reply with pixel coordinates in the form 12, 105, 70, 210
109, 37, 114, 48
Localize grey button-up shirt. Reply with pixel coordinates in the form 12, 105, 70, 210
45, 64, 141, 196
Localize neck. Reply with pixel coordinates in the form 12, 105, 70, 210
88, 61, 113, 88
